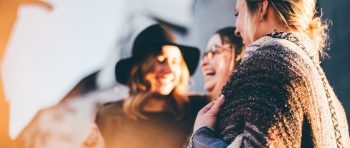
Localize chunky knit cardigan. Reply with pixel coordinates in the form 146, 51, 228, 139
217, 32, 350, 147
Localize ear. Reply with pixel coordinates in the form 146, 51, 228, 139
258, 0, 269, 22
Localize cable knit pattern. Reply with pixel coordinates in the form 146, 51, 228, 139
217, 32, 350, 148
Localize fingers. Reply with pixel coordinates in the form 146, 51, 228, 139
207, 95, 225, 116
198, 94, 225, 116
199, 101, 215, 114
193, 95, 225, 131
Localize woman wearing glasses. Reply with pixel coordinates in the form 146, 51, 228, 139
201, 27, 244, 100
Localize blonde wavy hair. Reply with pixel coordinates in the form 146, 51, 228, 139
244, 0, 328, 57
123, 52, 190, 120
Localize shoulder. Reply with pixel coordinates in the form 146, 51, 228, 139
235, 36, 313, 82
95, 100, 127, 132
97, 100, 125, 120
245, 37, 297, 61
243, 34, 315, 67
223, 36, 312, 97
102, 99, 124, 108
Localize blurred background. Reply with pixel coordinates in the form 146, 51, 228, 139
0, 0, 349, 147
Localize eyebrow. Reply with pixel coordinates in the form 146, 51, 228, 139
208, 43, 221, 49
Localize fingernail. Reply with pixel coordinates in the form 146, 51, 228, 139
218, 94, 224, 100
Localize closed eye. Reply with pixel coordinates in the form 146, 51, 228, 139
234, 8, 239, 17
157, 55, 166, 64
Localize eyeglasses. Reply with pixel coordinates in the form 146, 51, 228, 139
202, 44, 232, 60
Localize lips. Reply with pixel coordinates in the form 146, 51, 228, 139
203, 68, 216, 78
202, 69, 217, 92
158, 79, 172, 84
204, 71, 216, 76
156, 75, 175, 84
202, 62, 216, 76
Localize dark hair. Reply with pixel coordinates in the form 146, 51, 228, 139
216, 27, 244, 66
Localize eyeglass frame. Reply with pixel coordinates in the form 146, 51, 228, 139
202, 44, 233, 60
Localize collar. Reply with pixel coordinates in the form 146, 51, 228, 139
246, 32, 320, 64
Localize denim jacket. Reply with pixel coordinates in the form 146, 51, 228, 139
188, 126, 227, 148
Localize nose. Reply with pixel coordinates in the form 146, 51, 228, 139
161, 61, 173, 74
201, 56, 209, 68
235, 30, 241, 37
202, 51, 213, 61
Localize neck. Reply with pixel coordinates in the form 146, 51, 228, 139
210, 87, 221, 101
142, 94, 169, 112
257, 6, 293, 39
258, 20, 291, 39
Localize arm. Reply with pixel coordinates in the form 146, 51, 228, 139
189, 126, 227, 148
189, 96, 268, 148
188, 96, 227, 148
217, 44, 307, 146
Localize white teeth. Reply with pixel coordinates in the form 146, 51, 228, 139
158, 76, 174, 83
204, 71, 215, 76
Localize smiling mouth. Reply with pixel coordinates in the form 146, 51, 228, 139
157, 77, 175, 84
204, 71, 216, 77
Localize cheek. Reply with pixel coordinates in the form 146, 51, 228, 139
174, 67, 182, 79
145, 73, 155, 86
216, 59, 227, 71
211, 56, 223, 65
152, 65, 161, 74
236, 15, 243, 30
216, 56, 233, 72
235, 16, 241, 28
216, 54, 230, 65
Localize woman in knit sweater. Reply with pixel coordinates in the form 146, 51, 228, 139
190, 0, 350, 147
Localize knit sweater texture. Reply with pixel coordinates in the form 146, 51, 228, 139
217, 32, 350, 148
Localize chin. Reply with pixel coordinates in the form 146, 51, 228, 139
204, 83, 215, 92
158, 91, 171, 96
157, 88, 174, 95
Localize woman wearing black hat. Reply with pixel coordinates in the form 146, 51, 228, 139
93, 24, 209, 148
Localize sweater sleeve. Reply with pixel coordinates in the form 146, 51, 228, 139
217, 43, 311, 147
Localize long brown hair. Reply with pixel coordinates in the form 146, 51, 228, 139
123, 52, 190, 120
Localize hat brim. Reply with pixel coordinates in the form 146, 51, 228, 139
115, 57, 136, 85
115, 42, 200, 85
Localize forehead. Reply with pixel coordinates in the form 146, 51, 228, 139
161, 45, 181, 57
206, 34, 222, 50
236, 0, 244, 9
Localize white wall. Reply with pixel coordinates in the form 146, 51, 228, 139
2, 0, 126, 139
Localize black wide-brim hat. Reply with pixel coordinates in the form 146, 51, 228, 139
115, 24, 200, 85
